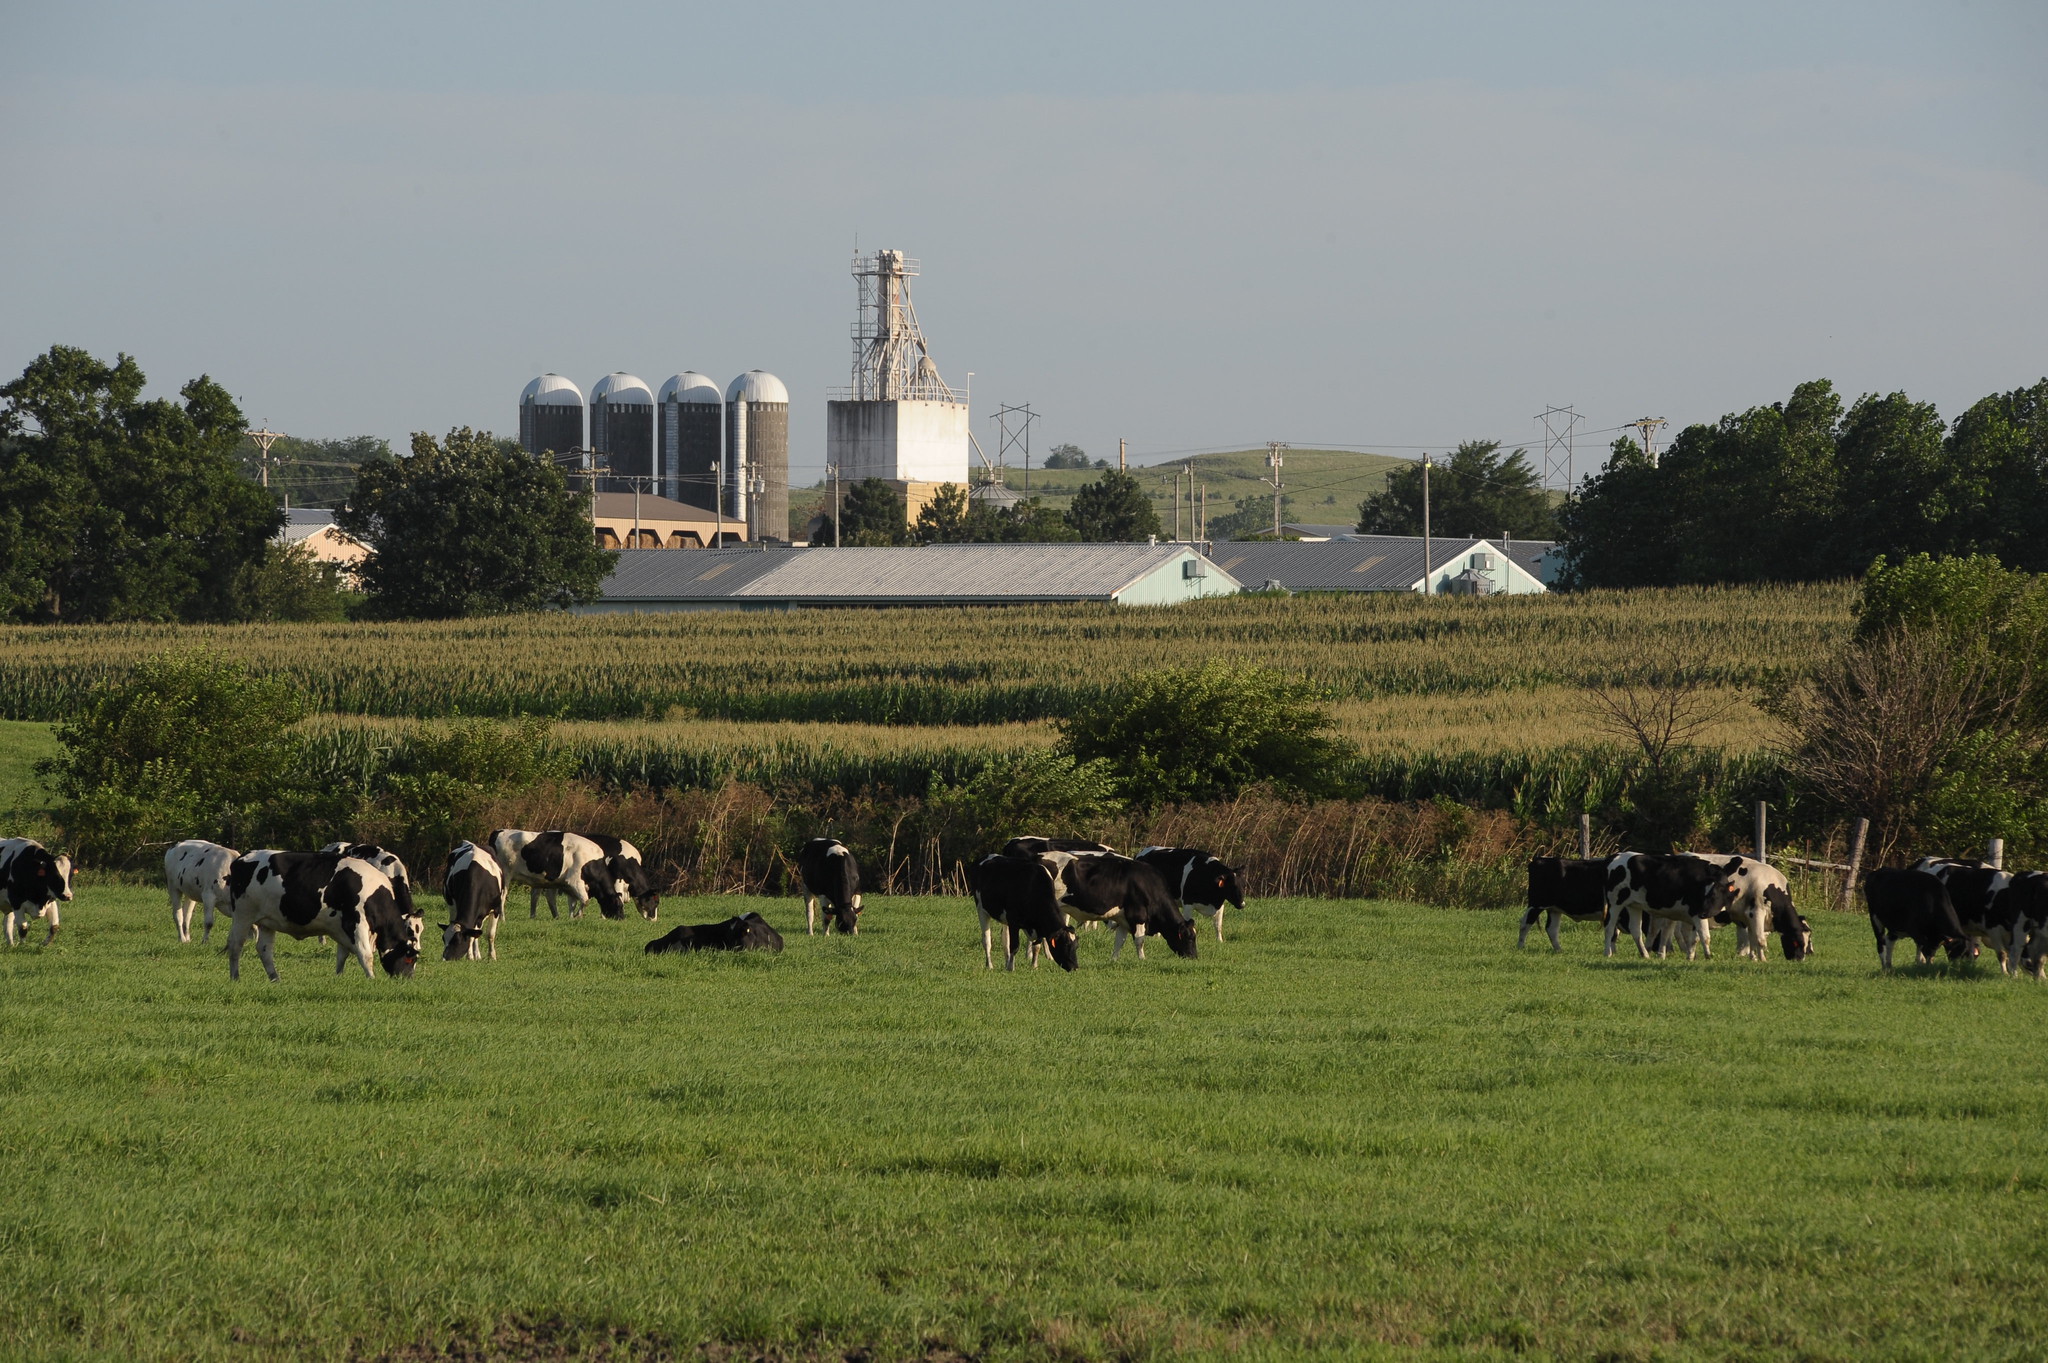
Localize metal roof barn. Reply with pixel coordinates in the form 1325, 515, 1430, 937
1277, 526, 1560, 583
578, 543, 1242, 612
1210, 537, 1549, 595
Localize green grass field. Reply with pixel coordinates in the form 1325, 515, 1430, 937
3, 887, 2043, 1362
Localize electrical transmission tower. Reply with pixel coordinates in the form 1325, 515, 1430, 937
1629, 416, 1669, 467
992, 403, 1039, 489
1537, 405, 1580, 493
246, 424, 287, 490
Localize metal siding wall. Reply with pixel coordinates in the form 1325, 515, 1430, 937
664, 402, 722, 513
593, 400, 654, 492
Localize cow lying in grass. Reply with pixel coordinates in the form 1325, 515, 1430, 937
225, 850, 421, 981
441, 840, 506, 961
1, 838, 72, 947
644, 913, 783, 954
166, 838, 237, 944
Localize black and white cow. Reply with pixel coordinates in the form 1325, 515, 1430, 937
1913, 859, 2032, 975
1136, 846, 1244, 942
644, 913, 784, 954
225, 850, 421, 981
968, 853, 1079, 971
796, 837, 863, 935
1035, 851, 1197, 961
320, 842, 419, 925
1863, 867, 1973, 969
488, 829, 627, 920
165, 838, 239, 944
1520, 856, 1610, 950
2003, 871, 2048, 979
583, 833, 660, 920
1602, 853, 1737, 960
1000, 836, 1115, 859
1, 837, 73, 947
441, 840, 507, 961
1699, 856, 1812, 962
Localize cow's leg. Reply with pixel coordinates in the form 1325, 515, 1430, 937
528, 885, 541, 919
227, 917, 251, 980
40, 903, 58, 946
978, 904, 995, 969
256, 927, 281, 982
1603, 905, 1620, 958
171, 888, 191, 943
484, 916, 498, 961
335, 938, 350, 974
806, 895, 818, 936
1004, 923, 1021, 973
1547, 910, 1564, 952
202, 891, 219, 944
1213, 904, 1225, 942
1134, 924, 1148, 960
1518, 907, 1537, 949
352, 925, 376, 979
1627, 908, 1650, 959
1111, 923, 1126, 961
1872, 917, 1890, 969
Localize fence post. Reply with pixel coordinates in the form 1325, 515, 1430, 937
1754, 801, 1768, 862
1837, 816, 1869, 912
1578, 811, 1592, 860
1988, 837, 2004, 871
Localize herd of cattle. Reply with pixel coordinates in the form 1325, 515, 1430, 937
1524, 850, 2048, 977
3, 831, 2042, 980
0, 830, 1247, 979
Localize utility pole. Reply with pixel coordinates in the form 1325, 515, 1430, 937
1199, 482, 1207, 546
1629, 416, 1668, 468
1118, 437, 1126, 471
827, 464, 841, 547
1166, 472, 1181, 542
1182, 461, 1194, 544
1421, 453, 1432, 596
1265, 442, 1287, 539
246, 424, 286, 490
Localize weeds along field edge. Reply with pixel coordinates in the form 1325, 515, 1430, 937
0, 582, 1855, 721
1, 888, 2042, 1363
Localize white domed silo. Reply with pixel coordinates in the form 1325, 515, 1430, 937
658, 372, 723, 510
725, 370, 790, 541
518, 374, 584, 458
590, 372, 655, 494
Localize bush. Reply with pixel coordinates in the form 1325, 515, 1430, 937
41, 654, 308, 864
1059, 662, 1358, 806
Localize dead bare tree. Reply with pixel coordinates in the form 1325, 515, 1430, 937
1579, 645, 1737, 778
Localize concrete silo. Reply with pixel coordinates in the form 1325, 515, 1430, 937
658, 372, 723, 510
589, 372, 656, 494
518, 374, 585, 458
725, 370, 790, 542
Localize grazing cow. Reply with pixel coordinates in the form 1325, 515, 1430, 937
488, 829, 626, 920
2004, 871, 2048, 979
1, 837, 73, 947
1913, 859, 2031, 975
1035, 851, 1197, 961
796, 837, 863, 935
441, 840, 507, 961
644, 913, 783, 954
968, 853, 1078, 971
1700, 856, 1812, 962
1520, 856, 1611, 951
1602, 853, 1737, 960
1136, 846, 1244, 942
1863, 867, 1974, 968
225, 850, 421, 981
320, 842, 419, 925
1000, 836, 1114, 859
584, 833, 660, 920
165, 838, 238, 944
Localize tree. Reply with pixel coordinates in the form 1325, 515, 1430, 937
834, 478, 908, 545
913, 483, 1080, 544
1208, 492, 1280, 542
1059, 662, 1358, 805
233, 541, 355, 623
1357, 440, 1554, 540
1065, 469, 1162, 542
0, 346, 280, 623
336, 426, 615, 618
1043, 443, 1089, 470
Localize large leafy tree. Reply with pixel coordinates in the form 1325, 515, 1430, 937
0, 346, 280, 622
1356, 440, 1554, 540
912, 483, 1079, 544
1065, 469, 1162, 542
336, 427, 614, 617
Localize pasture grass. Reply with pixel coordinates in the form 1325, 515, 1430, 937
2, 887, 2043, 1361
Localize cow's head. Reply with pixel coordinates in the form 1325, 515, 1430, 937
581, 863, 627, 920
1045, 926, 1079, 972
1211, 859, 1246, 911
440, 921, 484, 962
1762, 885, 1812, 960
1158, 914, 1200, 960
51, 853, 74, 902
364, 888, 419, 978
825, 899, 859, 935
612, 856, 660, 920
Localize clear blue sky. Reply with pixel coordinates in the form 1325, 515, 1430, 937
3, 1, 2042, 489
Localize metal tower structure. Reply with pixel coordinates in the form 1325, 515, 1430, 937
848, 249, 959, 403
992, 403, 1038, 489
1537, 405, 1579, 493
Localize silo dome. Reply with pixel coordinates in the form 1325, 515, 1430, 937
520, 373, 584, 406
659, 372, 722, 404
725, 370, 789, 405
592, 372, 655, 405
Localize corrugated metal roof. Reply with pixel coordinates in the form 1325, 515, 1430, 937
591, 492, 721, 521
1249, 532, 1558, 586
596, 543, 1240, 605
1210, 539, 1455, 591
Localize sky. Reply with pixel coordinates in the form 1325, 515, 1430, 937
2, 1, 2043, 493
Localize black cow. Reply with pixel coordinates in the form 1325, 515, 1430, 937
1039, 852, 1197, 961
1913, 859, 2032, 975
1863, 867, 1973, 968
585, 833, 660, 920
1602, 853, 1737, 960
225, 850, 421, 981
644, 913, 784, 954
797, 838, 863, 935
320, 842, 419, 925
1136, 846, 1244, 942
968, 853, 1078, 971
1, 837, 73, 947
488, 829, 626, 920
1520, 856, 1610, 951
2004, 871, 2048, 979
441, 840, 507, 961
1000, 837, 1114, 859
